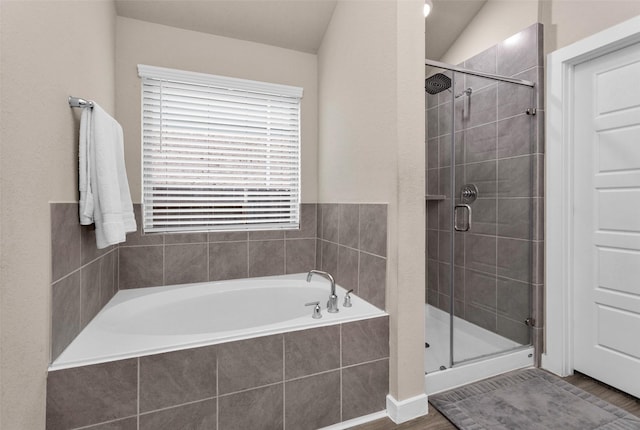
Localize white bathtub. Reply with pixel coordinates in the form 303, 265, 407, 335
50, 273, 386, 371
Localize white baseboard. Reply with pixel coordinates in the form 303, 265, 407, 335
386, 393, 428, 424
319, 411, 387, 429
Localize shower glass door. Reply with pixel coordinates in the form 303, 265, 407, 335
426, 67, 536, 371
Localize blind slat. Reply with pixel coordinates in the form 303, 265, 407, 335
141, 67, 301, 233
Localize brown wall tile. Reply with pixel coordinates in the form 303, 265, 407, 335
218, 384, 283, 430
139, 346, 216, 412
209, 241, 248, 281
139, 399, 216, 430
359, 204, 387, 257
285, 325, 340, 380
358, 252, 386, 310
218, 335, 283, 394
51, 203, 81, 282
342, 317, 389, 366
285, 371, 340, 430
81, 259, 102, 327
82, 417, 137, 430
118, 245, 163, 289
285, 239, 316, 274
342, 359, 389, 421
285, 203, 317, 239
164, 243, 208, 285
248, 240, 285, 277
51, 271, 81, 360
46, 359, 137, 430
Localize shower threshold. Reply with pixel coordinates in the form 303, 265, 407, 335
424, 304, 534, 395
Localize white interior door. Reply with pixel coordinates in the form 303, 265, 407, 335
573, 41, 640, 398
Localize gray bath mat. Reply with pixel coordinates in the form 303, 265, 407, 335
430, 368, 640, 430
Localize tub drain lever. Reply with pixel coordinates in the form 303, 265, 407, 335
305, 301, 322, 319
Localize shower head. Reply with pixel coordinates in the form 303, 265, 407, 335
425, 73, 452, 95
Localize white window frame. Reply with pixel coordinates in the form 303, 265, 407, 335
138, 65, 303, 234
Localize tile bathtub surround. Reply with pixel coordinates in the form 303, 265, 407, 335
425, 23, 544, 347
118, 203, 319, 289
46, 316, 390, 430
50, 203, 119, 362
317, 203, 388, 310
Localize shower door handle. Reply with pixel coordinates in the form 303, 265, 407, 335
454, 204, 472, 232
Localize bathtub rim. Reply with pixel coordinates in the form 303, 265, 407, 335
49, 273, 387, 372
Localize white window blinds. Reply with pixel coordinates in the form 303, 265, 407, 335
138, 65, 303, 233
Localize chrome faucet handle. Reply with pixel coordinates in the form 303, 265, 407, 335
343, 289, 354, 307
305, 301, 322, 319
327, 294, 339, 313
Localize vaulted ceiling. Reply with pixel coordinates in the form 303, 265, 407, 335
115, 0, 487, 60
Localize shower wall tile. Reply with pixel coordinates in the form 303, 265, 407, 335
497, 23, 542, 77
498, 114, 532, 158
425, 23, 543, 358
81, 224, 110, 266
139, 399, 216, 430
99, 249, 117, 308
497, 238, 531, 282
465, 160, 497, 198
464, 46, 497, 91
427, 107, 439, 138
285, 371, 341, 430
139, 345, 217, 412
164, 243, 208, 285
465, 122, 497, 164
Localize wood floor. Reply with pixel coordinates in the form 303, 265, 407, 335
349, 371, 640, 430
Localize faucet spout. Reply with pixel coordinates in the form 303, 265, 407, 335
306, 270, 338, 313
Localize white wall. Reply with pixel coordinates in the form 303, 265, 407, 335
116, 17, 319, 203
318, 0, 425, 401
0, 1, 116, 428
541, 0, 640, 54
439, 0, 539, 65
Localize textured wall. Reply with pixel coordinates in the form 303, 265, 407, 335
0, 2, 116, 428
318, 0, 425, 401
115, 16, 319, 203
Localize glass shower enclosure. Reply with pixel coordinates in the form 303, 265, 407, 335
425, 59, 537, 373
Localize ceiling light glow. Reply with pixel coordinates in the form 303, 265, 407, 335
424, 0, 433, 17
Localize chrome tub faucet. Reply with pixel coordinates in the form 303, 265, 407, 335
306, 270, 339, 313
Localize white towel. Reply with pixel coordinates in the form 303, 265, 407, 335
79, 103, 136, 249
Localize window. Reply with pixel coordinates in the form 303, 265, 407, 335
138, 65, 303, 233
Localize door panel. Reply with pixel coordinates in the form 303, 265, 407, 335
573, 41, 640, 398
